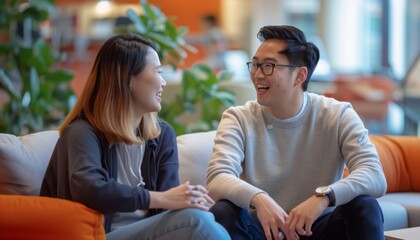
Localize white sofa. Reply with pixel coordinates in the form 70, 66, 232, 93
1, 130, 420, 232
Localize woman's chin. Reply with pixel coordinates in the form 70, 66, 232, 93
154, 105, 162, 113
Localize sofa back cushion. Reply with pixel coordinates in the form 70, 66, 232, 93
370, 135, 420, 192
0, 131, 59, 195
177, 130, 216, 186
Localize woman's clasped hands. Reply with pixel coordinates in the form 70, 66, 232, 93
149, 181, 215, 211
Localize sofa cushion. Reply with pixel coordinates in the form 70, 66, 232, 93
378, 192, 420, 228
177, 130, 216, 185
0, 131, 59, 195
0, 195, 105, 240
378, 200, 408, 230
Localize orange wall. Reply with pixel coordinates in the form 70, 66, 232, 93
146, 0, 222, 68
55, 0, 221, 34
148, 0, 221, 33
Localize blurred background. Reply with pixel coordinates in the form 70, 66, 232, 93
1, 0, 420, 136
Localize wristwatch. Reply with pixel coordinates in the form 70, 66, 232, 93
315, 186, 335, 207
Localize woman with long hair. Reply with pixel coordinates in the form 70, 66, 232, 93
41, 33, 229, 240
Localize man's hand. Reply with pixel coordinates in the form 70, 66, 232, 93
251, 193, 299, 240
286, 195, 329, 237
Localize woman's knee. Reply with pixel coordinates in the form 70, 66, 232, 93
175, 208, 216, 224
173, 208, 230, 239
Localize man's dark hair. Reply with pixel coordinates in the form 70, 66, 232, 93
257, 25, 320, 91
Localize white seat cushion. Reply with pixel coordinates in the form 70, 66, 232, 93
378, 200, 409, 230
378, 192, 420, 228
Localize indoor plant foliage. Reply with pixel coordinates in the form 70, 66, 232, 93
159, 64, 236, 135
114, 0, 195, 69
118, 0, 236, 135
0, 0, 75, 135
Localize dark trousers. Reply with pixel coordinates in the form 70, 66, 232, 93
210, 195, 384, 240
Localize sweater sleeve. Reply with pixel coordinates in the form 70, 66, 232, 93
206, 107, 266, 210
330, 104, 387, 206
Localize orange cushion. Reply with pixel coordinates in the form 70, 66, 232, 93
370, 135, 420, 192
0, 195, 105, 240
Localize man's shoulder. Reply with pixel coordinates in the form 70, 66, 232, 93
308, 92, 351, 109
223, 100, 262, 118
228, 100, 260, 111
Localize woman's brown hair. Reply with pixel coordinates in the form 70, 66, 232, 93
59, 33, 160, 144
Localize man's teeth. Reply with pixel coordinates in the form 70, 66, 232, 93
257, 85, 269, 90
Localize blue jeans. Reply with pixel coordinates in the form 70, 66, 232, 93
107, 208, 230, 240
210, 195, 384, 240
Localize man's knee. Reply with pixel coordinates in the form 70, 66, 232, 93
342, 195, 384, 227
210, 200, 241, 225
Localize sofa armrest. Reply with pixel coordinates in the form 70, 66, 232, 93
370, 135, 420, 192
0, 131, 59, 195
0, 195, 105, 240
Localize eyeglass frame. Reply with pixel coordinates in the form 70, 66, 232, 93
246, 62, 302, 76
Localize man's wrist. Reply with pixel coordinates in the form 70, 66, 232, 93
314, 186, 335, 207
250, 192, 268, 209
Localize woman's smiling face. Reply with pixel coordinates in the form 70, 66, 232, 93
130, 48, 166, 116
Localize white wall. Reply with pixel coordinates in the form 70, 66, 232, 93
321, 0, 366, 73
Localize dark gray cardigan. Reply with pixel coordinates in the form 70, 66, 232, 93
40, 118, 179, 233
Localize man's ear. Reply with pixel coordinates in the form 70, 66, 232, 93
294, 67, 308, 86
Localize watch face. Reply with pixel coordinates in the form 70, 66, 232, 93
316, 186, 331, 195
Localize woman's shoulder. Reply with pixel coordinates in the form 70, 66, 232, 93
62, 119, 100, 141
65, 118, 94, 132
157, 120, 176, 138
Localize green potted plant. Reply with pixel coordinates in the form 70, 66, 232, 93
160, 64, 235, 135
116, 0, 236, 135
0, 0, 75, 135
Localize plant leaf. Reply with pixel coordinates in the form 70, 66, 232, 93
0, 68, 20, 99
29, 67, 40, 99
127, 9, 146, 33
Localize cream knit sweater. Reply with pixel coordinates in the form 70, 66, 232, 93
206, 92, 387, 213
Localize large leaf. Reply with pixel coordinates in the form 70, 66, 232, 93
0, 68, 20, 98
28, 67, 40, 99
127, 9, 146, 33
146, 32, 178, 49
44, 69, 74, 83
182, 70, 198, 103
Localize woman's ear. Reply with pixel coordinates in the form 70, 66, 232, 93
294, 67, 308, 87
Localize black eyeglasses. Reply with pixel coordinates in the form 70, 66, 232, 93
246, 62, 301, 76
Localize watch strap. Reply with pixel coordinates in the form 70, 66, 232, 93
326, 190, 335, 207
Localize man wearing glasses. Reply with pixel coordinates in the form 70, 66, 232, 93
206, 25, 386, 240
